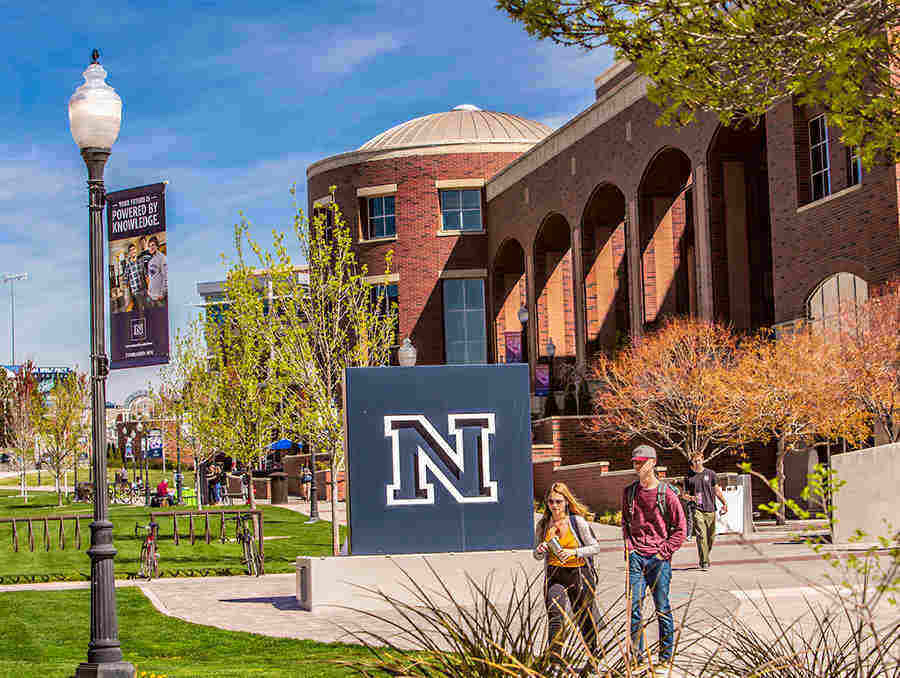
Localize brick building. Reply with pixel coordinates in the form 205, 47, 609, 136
304, 64, 899, 505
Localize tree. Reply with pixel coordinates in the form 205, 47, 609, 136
713, 329, 871, 524
200, 242, 291, 511
497, 0, 900, 167
590, 317, 739, 462
37, 371, 89, 505
0, 362, 41, 502
263, 189, 397, 556
835, 279, 900, 443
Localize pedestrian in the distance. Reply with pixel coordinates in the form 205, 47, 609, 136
683, 452, 728, 571
622, 445, 686, 671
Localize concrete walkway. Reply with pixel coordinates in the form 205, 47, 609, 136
1, 533, 883, 648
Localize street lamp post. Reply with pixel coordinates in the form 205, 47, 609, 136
517, 305, 529, 365
174, 399, 182, 505
1, 272, 28, 364
546, 338, 556, 392
69, 49, 134, 678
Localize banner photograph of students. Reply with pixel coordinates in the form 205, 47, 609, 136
106, 182, 170, 369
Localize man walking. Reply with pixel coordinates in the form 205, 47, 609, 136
121, 243, 147, 314
146, 236, 168, 306
623, 444, 686, 671
684, 452, 728, 571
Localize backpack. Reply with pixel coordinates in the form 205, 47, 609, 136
623, 481, 678, 538
568, 514, 599, 583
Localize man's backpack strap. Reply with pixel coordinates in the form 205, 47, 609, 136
624, 481, 639, 537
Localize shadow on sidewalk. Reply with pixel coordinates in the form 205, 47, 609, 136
221, 595, 303, 611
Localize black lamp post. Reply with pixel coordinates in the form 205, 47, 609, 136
546, 337, 556, 391
306, 442, 319, 523
517, 305, 529, 365
174, 399, 183, 505
69, 50, 135, 678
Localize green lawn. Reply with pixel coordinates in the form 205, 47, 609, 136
0, 588, 377, 677
0, 492, 345, 580
0, 466, 193, 490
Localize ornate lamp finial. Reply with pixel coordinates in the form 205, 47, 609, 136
91, 49, 100, 64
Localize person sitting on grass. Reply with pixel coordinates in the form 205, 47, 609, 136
534, 482, 602, 669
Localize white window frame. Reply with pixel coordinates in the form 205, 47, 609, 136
438, 187, 484, 234
808, 114, 831, 202
442, 278, 487, 364
847, 146, 862, 187
366, 195, 396, 240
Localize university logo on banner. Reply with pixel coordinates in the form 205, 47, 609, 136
344, 364, 533, 556
106, 183, 170, 369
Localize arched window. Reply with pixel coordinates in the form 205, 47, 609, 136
806, 272, 868, 331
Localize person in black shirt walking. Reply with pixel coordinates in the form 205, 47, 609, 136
683, 452, 728, 571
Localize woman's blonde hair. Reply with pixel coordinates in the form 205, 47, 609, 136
542, 482, 590, 524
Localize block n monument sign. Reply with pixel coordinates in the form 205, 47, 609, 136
344, 364, 533, 555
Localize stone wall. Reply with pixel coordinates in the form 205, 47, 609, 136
831, 442, 900, 543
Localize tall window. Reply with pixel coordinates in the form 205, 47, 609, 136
847, 146, 862, 187
809, 115, 831, 201
806, 272, 868, 332
440, 189, 483, 231
443, 279, 486, 364
371, 283, 399, 342
367, 195, 396, 239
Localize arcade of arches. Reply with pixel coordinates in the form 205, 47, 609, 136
489, 127, 778, 386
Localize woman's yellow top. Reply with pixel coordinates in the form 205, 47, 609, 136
545, 521, 586, 568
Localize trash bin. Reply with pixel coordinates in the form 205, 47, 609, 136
269, 472, 288, 505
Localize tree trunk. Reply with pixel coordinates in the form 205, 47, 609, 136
776, 435, 787, 526
247, 471, 257, 511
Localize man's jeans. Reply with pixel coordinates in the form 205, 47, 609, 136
628, 551, 674, 662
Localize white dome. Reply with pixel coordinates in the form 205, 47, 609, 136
358, 108, 552, 152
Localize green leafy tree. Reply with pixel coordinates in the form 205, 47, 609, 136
497, 0, 899, 166
36, 371, 89, 505
0, 362, 41, 502
199, 241, 291, 510
256, 189, 397, 556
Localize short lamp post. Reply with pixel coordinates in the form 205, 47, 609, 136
398, 337, 417, 367
517, 305, 529, 365
546, 338, 556, 391
69, 50, 134, 678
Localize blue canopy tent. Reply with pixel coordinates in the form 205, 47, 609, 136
268, 439, 295, 451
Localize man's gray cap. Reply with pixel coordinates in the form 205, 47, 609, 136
631, 444, 657, 461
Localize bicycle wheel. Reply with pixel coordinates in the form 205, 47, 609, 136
139, 542, 150, 578
241, 534, 259, 577
149, 543, 159, 579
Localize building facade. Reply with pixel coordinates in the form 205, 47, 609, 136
305, 65, 899, 383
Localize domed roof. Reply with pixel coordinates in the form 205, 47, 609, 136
358, 105, 552, 152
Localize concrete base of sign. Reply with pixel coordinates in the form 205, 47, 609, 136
296, 550, 542, 612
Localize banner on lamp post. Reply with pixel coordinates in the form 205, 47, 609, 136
106, 182, 170, 369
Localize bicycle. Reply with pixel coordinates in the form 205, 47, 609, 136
134, 521, 160, 579
228, 512, 262, 576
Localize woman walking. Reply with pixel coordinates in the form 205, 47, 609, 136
534, 482, 602, 667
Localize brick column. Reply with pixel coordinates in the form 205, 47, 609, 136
692, 162, 715, 321
626, 195, 644, 338
570, 222, 587, 368
525, 247, 538, 388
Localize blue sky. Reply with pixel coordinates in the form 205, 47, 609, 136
0, 0, 613, 403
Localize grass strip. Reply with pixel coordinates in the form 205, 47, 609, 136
0, 587, 376, 677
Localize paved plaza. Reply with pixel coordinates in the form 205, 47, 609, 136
2, 515, 889, 652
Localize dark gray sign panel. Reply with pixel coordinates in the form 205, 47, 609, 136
344, 364, 533, 555
106, 182, 170, 369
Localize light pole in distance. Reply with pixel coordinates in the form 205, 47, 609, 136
68, 49, 134, 678
1, 272, 28, 364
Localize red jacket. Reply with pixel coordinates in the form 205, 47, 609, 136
622, 482, 686, 560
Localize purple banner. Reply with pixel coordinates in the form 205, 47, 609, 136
106, 183, 170, 369
534, 364, 550, 396
504, 331, 522, 363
